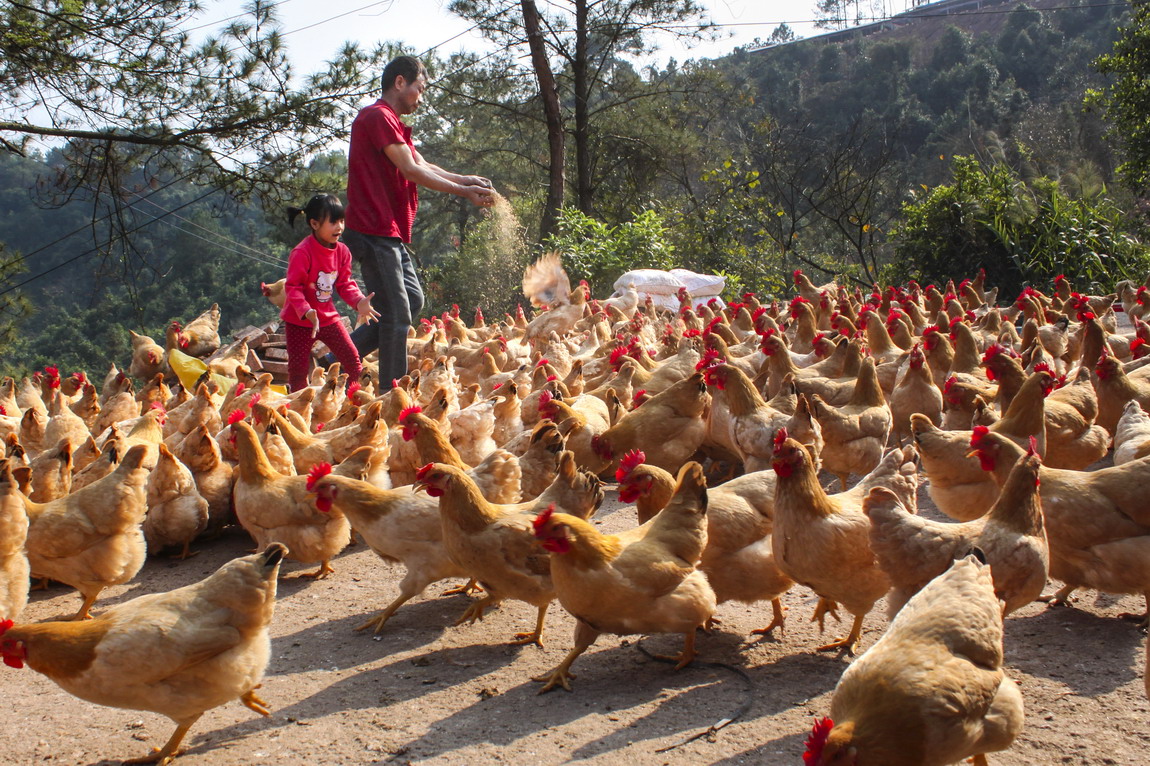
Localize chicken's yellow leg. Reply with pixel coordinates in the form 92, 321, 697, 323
751, 598, 788, 636
510, 603, 548, 647
442, 578, 481, 596
1038, 583, 1076, 606
816, 613, 865, 655
810, 596, 840, 632
299, 559, 335, 579
455, 594, 501, 625
534, 620, 599, 693
1117, 592, 1149, 629
121, 714, 202, 765
70, 588, 102, 621
240, 686, 272, 716
356, 592, 414, 635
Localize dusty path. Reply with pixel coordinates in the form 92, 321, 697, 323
6, 477, 1148, 765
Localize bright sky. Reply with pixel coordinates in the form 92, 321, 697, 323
197, 0, 880, 80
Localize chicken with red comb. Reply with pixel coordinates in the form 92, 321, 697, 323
0, 545, 287, 765
808, 553, 1023, 765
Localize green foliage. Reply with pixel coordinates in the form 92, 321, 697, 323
0, 0, 387, 197
543, 208, 677, 298
0, 245, 31, 362
891, 155, 1150, 296
1088, 2, 1150, 194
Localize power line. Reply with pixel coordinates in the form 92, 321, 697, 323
0, 187, 226, 299
127, 191, 289, 269
658, 1, 1129, 32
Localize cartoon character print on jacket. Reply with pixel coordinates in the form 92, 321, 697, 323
315, 270, 337, 303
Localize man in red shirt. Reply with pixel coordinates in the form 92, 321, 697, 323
343, 55, 493, 388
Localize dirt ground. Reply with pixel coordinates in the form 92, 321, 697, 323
5, 473, 1149, 766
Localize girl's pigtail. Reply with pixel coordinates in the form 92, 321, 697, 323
286, 206, 305, 227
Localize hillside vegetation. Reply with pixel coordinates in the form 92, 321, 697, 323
1, 0, 1145, 374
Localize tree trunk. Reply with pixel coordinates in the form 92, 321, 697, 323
521, 0, 566, 242
574, 0, 592, 214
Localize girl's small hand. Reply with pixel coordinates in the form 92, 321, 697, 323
305, 309, 320, 337
357, 294, 381, 327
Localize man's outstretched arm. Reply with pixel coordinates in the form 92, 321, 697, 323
384, 143, 492, 206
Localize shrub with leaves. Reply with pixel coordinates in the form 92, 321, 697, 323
891, 155, 1150, 295
543, 208, 677, 298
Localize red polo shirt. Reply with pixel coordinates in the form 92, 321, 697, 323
346, 99, 419, 242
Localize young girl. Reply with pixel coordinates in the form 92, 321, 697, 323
281, 194, 380, 392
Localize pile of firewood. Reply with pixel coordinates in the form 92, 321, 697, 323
223, 316, 352, 386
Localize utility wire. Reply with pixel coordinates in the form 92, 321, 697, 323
0, 187, 226, 298
126, 190, 290, 269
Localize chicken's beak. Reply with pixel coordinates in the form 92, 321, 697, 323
412, 481, 428, 494
964, 450, 979, 459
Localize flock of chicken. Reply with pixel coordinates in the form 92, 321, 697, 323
2, 253, 1150, 764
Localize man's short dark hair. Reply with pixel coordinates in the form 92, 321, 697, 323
381, 56, 426, 92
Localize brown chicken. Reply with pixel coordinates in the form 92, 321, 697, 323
984, 349, 1107, 469
531, 462, 716, 692
515, 420, 566, 500
809, 357, 893, 489
1095, 349, 1150, 436
590, 370, 711, 476
521, 253, 588, 345
0, 544, 285, 765
398, 405, 523, 504
537, 389, 611, 471
0, 461, 30, 620
889, 343, 943, 444
866, 447, 1048, 617
261, 278, 287, 308
143, 443, 210, 559
413, 462, 559, 646
128, 330, 167, 381
256, 400, 387, 474
1113, 399, 1150, 466
616, 451, 792, 634
206, 338, 249, 379
172, 424, 234, 534
703, 363, 792, 472
309, 449, 600, 634
231, 421, 350, 579
910, 371, 1050, 522
27, 439, 72, 503
22, 444, 151, 619
178, 303, 222, 357
806, 552, 1024, 766
970, 426, 1150, 621
770, 431, 894, 654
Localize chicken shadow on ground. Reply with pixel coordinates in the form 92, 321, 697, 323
273, 638, 521, 709
708, 730, 809, 764
735, 650, 845, 720
267, 595, 486, 675
173, 640, 526, 760
1004, 603, 1143, 694
386, 634, 767, 761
